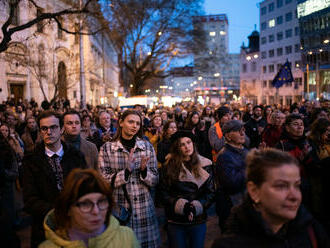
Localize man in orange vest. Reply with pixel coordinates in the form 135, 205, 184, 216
208, 106, 231, 162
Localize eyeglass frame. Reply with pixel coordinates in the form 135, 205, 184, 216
40, 125, 60, 133
75, 198, 109, 213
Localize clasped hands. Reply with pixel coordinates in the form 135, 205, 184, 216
127, 148, 149, 172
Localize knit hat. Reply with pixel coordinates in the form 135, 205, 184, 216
222, 120, 244, 135
170, 130, 196, 144
216, 106, 230, 119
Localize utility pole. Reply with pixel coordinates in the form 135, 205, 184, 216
79, 0, 86, 108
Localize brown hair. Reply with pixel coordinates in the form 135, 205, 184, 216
54, 168, 113, 237
164, 137, 200, 185
246, 148, 299, 187
162, 120, 177, 140
112, 109, 143, 141
309, 118, 330, 145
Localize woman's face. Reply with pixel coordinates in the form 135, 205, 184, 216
205, 108, 211, 115
153, 116, 162, 128
69, 193, 108, 233
321, 125, 330, 144
191, 114, 199, 125
249, 164, 301, 226
286, 119, 304, 138
166, 122, 177, 137
82, 117, 91, 127
265, 108, 272, 116
0, 125, 9, 138
179, 137, 194, 158
318, 111, 329, 120
161, 112, 168, 121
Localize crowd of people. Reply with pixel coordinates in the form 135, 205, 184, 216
0, 96, 329, 248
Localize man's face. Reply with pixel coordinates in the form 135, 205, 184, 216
254, 108, 262, 118
99, 112, 111, 129
225, 127, 246, 145
6, 115, 16, 126
63, 114, 81, 136
39, 116, 61, 147
27, 118, 37, 131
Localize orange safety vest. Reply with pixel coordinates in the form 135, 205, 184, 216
212, 122, 223, 162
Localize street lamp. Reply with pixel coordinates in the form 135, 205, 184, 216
214, 73, 220, 77
198, 76, 203, 80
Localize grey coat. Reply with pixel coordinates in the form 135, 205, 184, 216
80, 137, 99, 170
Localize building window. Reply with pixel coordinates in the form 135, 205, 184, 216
269, 19, 275, 28
242, 64, 247, 73
269, 2, 275, 12
277, 16, 283, 25
37, 8, 43, 33
285, 12, 292, 22
269, 64, 275, 73
261, 51, 267, 59
277, 47, 283, 56
261, 6, 267, 15
261, 22, 267, 30
277, 32, 283, 41
251, 62, 257, 72
263, 80, 267, 88
277, 63, 282, 71
269, 81, 274, 89
209, 31, 216, 36
285, 0, 292, 4
263, 66, 267, 73
269, 35, 275, 43
295, 27, 299, 36
285, 46, 292, 54
269, 49, 275, 58
294, 44, 299, 53
277, 0, 283, 8
261, 37, 267, 44
285, 29, 292, 38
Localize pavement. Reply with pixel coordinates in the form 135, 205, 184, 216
17, 206, 221, 248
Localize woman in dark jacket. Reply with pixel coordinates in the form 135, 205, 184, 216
159, 130, 215, 248
212, 148, 329, 248
157, 120, 177, 165
307, 118, 330, 234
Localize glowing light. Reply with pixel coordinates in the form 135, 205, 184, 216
308, 51, 313, 55
209, 31, 216, 36
198, 76, 203, 80
129, 84, 133, 88
114, 91, 118, 97
214, 73, 220, 77
219, 31, 226, 35
254, 54, 259, 59
324, 39, 330, 44
147, 52, 151, 55
158, 31, 162, 36
246, 56, 251, 61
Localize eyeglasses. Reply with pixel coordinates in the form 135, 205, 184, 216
40, 125, 59, 133
75, 198, 109, 213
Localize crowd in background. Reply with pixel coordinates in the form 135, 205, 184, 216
0, 96, 330, 248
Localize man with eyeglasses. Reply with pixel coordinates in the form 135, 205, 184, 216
62, 110, 98, 170
22, 110, 87, 248
214, 120, 249, 231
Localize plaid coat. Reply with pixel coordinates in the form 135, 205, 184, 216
98, 137, 160, 248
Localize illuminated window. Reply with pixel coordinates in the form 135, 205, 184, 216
219, 31, 226, 35
209, 32, 216, 36
269, 19, 275, 28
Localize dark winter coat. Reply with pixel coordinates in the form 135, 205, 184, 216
212, 197, 330, 248
244, 117, 267, 148
157, 138, 171, 164
262, 124, 283, 148
22, 142, 87, 247
159, 155, 215, 225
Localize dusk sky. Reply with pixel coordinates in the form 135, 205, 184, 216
204, 0, 261, 54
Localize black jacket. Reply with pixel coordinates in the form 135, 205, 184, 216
22, 142, 87, 247
159, 155, 215, 225
244, 117, 266, 148
212, 197, 330, 248
157, 138, 171, 164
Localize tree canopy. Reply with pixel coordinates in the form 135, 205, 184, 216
103, 0, 205, 95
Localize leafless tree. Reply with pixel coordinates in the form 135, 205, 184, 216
0, 0, 106, 53
103, 0, 205, 95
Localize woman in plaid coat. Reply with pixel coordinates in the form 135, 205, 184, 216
98, 110, 160, 248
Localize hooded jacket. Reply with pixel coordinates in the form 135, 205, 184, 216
39, 210, 140, 248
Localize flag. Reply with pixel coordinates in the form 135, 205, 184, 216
272, 60, 294, 88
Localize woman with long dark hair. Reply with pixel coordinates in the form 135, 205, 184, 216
159, 130, 215, 248
157, 120, 177, 165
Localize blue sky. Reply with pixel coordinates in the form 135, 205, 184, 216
204, 0, 261, 53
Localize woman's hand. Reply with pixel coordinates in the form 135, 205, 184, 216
188, 212, 194, 222
128, 148, 136, 171
140, 155, 149, 171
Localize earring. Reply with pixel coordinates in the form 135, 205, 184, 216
254, 199, 260, 204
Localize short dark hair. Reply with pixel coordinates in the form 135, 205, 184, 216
54, 169, 113, 236
62, 109, 82, 124
246, 148, 299, 187
253, 105, 263, 111
37, 110, 62, 128
284, 113, 303, 127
